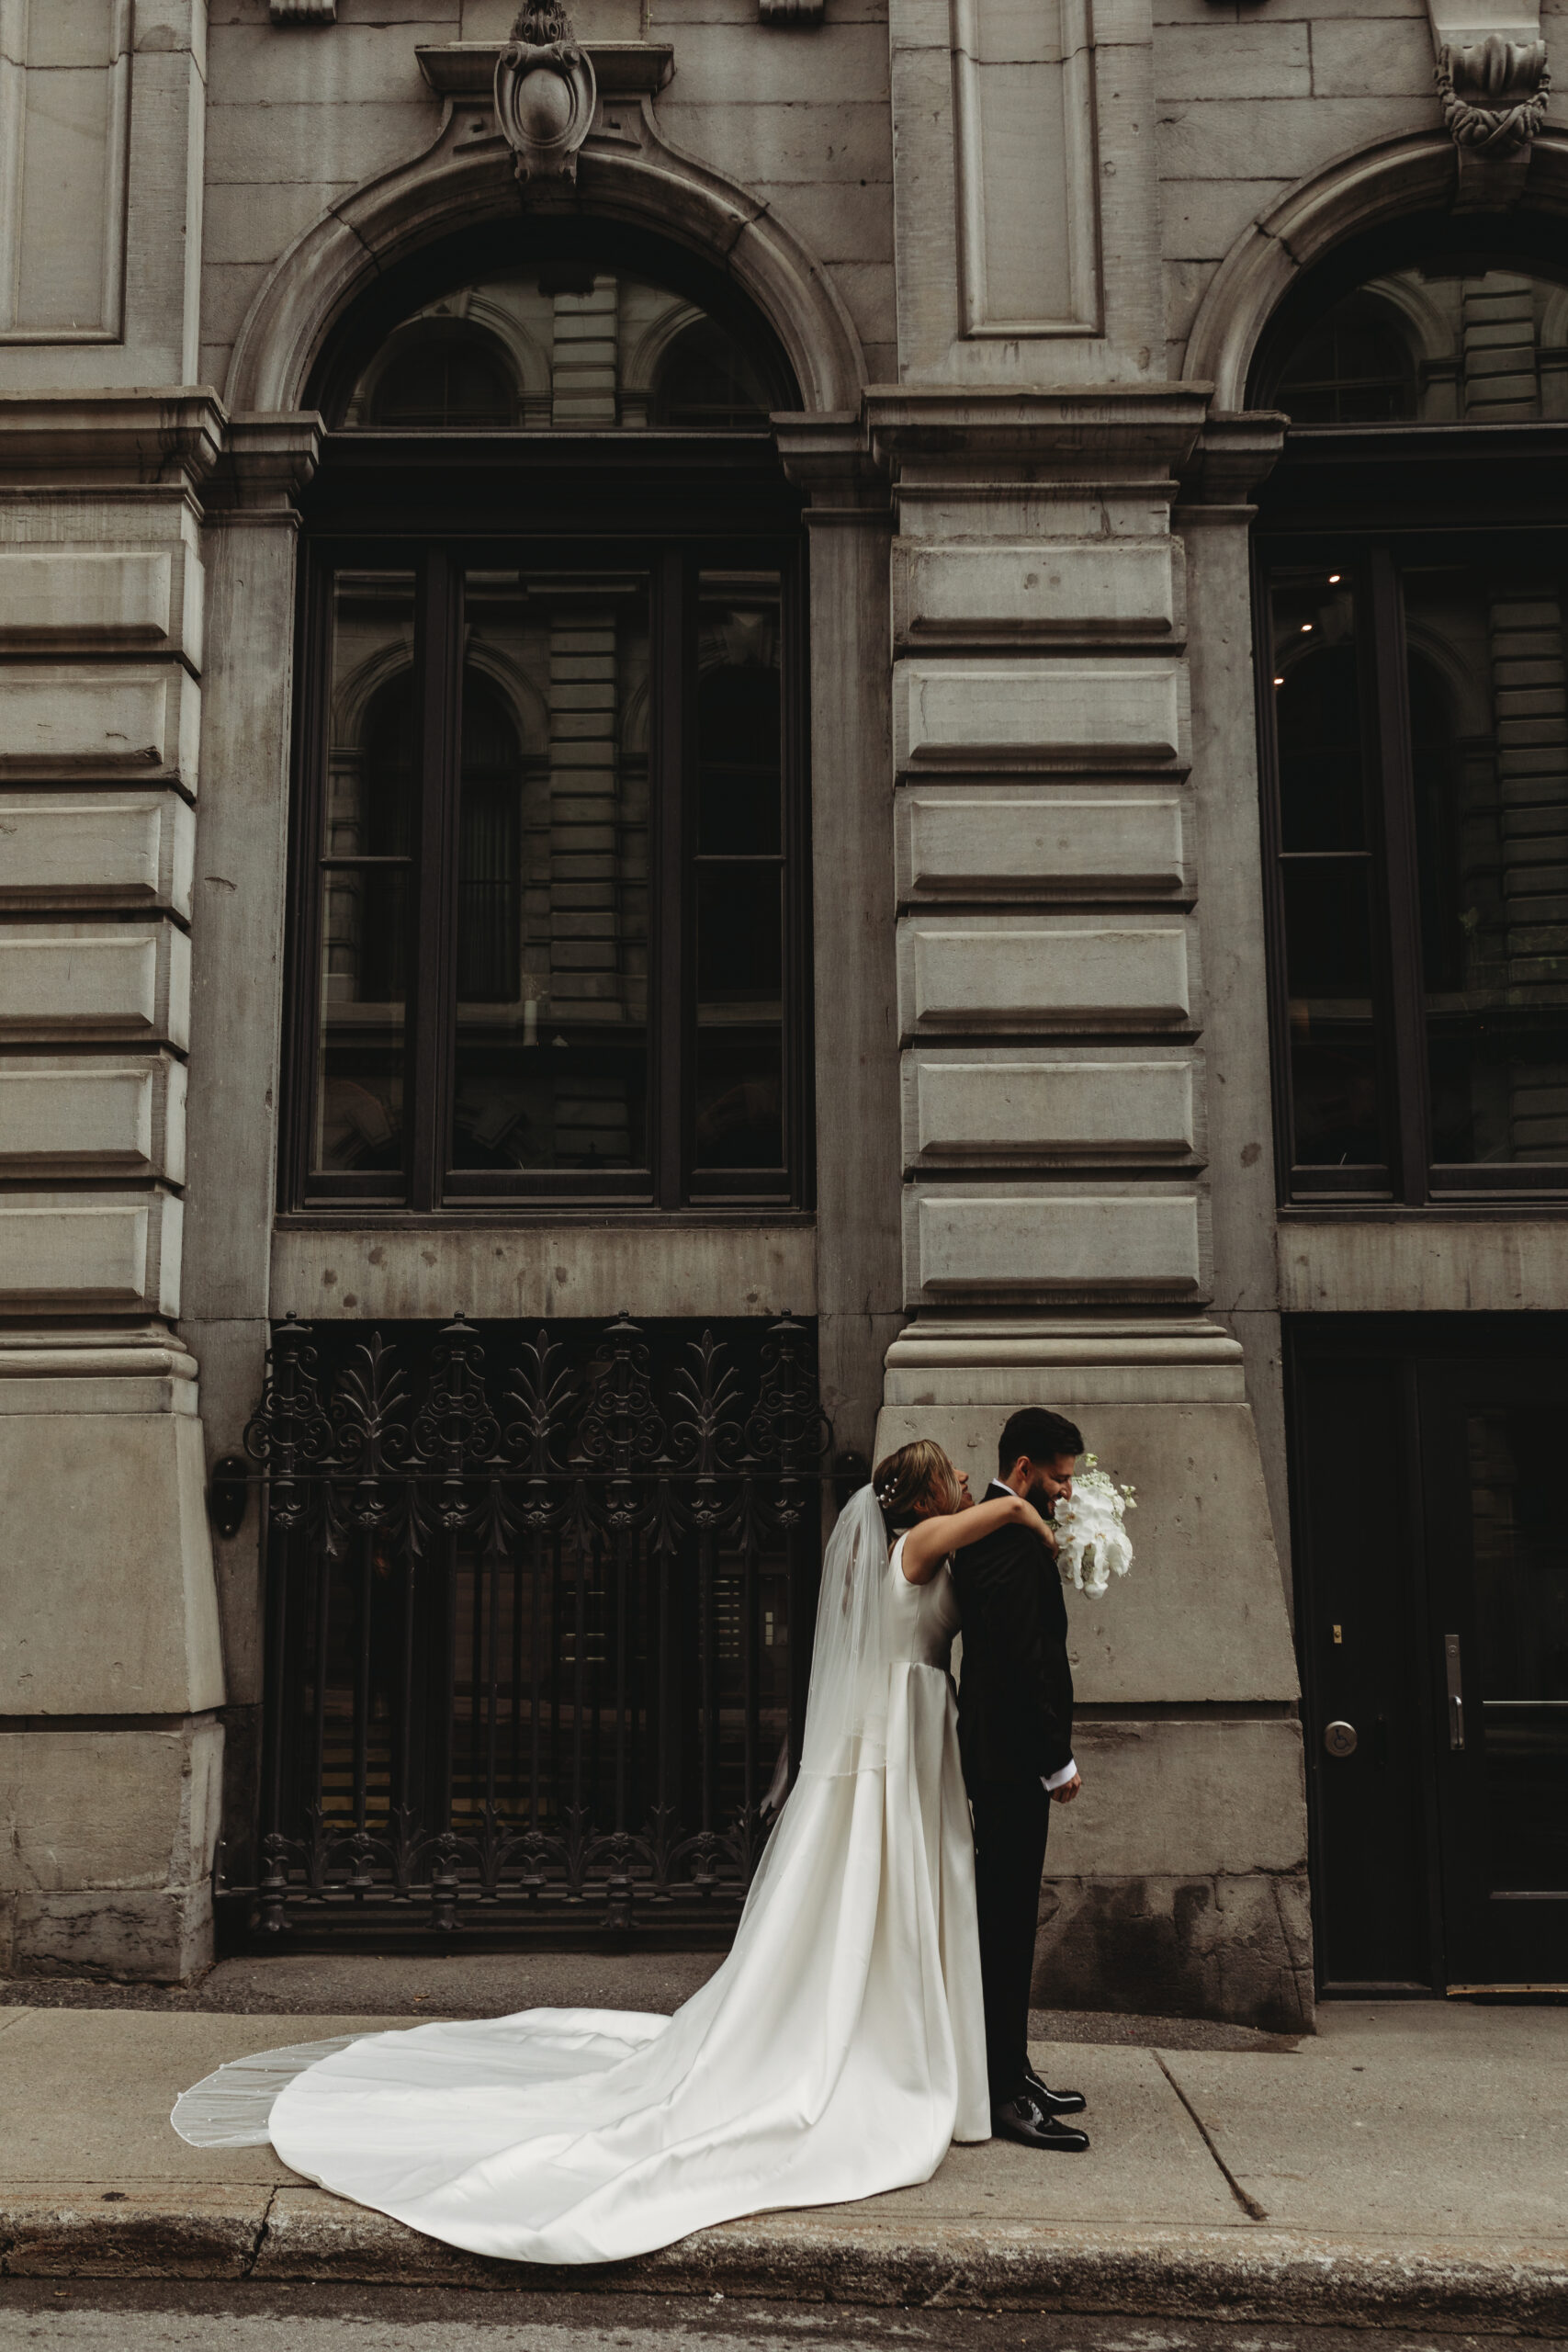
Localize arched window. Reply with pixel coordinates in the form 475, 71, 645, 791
1254, 220, 1568, 1200
650, 321, 774, 429
1273, 293, 1417, 424
288, 235, 807, 1211
368, 330, 517, 429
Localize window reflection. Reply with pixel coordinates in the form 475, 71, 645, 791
1465, 1407, 1568, 1894
1269, 263, 1568, 424
1406, 568, 1568, 1166
1270, 570, 1389, 1170
694, 573, 785, 1171
450, 571, 651, 1174
312, 572, 416, 1182
345, 269, 776, 432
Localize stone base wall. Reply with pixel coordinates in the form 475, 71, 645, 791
1037, 1868, 1314, 2040
1033, 1717, 1313, 2035
0, 1334, 226, 1984
0, 1715, 222, 1982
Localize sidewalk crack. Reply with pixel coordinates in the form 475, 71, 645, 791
1153, 2050, 1269, 2222
245, 2185, 281, 2278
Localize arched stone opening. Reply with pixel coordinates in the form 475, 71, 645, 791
1182, 129, 1568, 411
224, 111, 866, 424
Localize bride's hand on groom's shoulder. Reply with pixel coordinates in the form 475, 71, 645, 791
1017, 1497, 1058, 1554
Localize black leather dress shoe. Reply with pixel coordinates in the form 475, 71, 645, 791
1024, 2064, 1087, 2116
990, 2091, 1089, 2152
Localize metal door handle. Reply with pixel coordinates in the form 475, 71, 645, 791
1444, 1632, 1464, 1751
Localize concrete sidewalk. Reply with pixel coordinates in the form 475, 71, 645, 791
0, 1985, 1563, 2325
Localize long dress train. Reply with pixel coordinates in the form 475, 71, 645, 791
172, 1512, 988, 2264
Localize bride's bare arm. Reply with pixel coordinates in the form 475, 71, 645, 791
898, 1491, 1054, 1584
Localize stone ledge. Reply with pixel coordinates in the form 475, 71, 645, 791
415, 42, 674, 100
3, 2189, 1565, 2325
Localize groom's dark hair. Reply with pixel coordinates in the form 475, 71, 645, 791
998, 1407, 1083, 1474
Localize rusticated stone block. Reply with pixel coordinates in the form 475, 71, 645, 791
899, 919, 1192, 1033
0, 794, 194, 914
905, 1053, 1197, 1162
907, 1188, 1202, 1297
897, 793, 1187, 899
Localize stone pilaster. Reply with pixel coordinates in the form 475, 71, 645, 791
0, 394, 229, 1979
178, 415, 321, 1905
775, 416, 900, 1466
861, 388, 1310, 2030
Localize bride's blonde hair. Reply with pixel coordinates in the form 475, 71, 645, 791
872, 1439, 961, 1530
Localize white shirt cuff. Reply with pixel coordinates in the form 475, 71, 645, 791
1042, 1758, 1078, 1792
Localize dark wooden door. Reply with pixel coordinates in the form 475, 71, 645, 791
1417, 1361, 1568, 1987
1291, 1319, 1568, 1994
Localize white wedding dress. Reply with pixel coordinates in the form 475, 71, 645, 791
172, 1493, 990, 2264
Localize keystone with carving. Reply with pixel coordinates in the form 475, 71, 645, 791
494, 0, 599, 185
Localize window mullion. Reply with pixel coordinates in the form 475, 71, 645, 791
653, 547, 689, 1209
287, 548, 331, 1209
784, 547, 812, 1209
1368, 543, 1431, 1205
409, 548, 463, 1212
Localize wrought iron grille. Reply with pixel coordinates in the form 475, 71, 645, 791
231, 1313, 833, 1940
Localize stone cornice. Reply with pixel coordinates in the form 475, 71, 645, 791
1176, 412, 1288, 512
416, 40, 674, 100
0, 391, 228, 490
204, 413, 325, 514
772, 413, 887, 514
863, 384, 1214, 477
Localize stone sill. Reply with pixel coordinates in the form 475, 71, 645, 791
272, 1209, 814, 1231
416, 41, 675, 100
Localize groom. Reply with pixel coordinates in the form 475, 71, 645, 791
951, 1407, 1089, 2153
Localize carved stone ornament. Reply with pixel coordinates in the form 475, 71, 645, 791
494, 1, 599, 186
1436, 34, 1550, 156
759, 0, 826, 22
269, 0, 336, 20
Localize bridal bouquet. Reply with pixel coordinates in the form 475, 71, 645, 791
1052, 1453, 1136, 1599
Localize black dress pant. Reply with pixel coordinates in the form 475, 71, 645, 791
968, 1774, 1050, 2103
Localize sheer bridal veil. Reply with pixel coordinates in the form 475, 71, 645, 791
796, 1483, 897, 1781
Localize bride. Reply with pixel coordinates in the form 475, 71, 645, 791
173, 1442, 1059, 2265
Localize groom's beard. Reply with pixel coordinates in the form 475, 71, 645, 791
1023, 1475, 1055, 1518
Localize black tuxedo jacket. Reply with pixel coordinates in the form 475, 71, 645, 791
951, 1510, 1075, 1786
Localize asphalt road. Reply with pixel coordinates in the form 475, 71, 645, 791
1, 2287, 1563, 2352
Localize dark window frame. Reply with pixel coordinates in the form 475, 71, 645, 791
281, 514, 812, 1216
1257, 483, 1568, 1207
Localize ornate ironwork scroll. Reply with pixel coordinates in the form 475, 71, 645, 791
232, 1315, 832, 1940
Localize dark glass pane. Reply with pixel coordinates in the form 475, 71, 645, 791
1280, 860, 1387, 1166
1275, 292, 1417, 424
698, 866, 783, 1001
1465, 1406, 1568, 1894
698, 669, 782, 854
344, 269, 783, 432
449, 571, 650, 1174
312, 571, 416, 1181
651, 321, 773, 428
1404, 566, 1568, 1168
695, 1033, 784, 1170
1270, 571, 1364, 851
370, 336, 514, 428
457, 685, 520, 1005
692, 571, 786, 1176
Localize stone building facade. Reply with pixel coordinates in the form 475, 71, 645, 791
2, 0, 1564, 2026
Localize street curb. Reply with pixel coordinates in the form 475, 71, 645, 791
4, 2193, 1566, 2327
